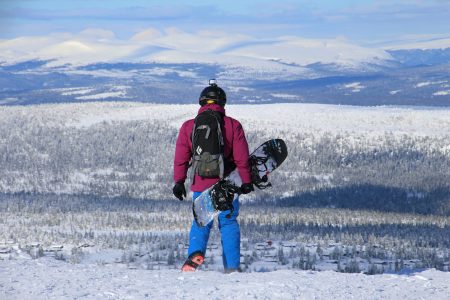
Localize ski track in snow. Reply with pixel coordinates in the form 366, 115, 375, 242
1, 258, 449, 300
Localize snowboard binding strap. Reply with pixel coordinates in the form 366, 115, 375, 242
211, 180, 237, 215
250, 155, 273, 190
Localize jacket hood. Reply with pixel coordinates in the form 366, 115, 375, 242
198, 104, 226, 115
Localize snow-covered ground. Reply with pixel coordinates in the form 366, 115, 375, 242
2, 102, 450, 137
1, 257, 449, 300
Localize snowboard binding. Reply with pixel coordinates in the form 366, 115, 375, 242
211, 180, 237, 212
250, 155, 272, 190
250, 139, 287, 190
181, 251, 205, 272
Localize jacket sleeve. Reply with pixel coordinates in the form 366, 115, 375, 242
173, 121, 192, 183
232, 120, 252, 184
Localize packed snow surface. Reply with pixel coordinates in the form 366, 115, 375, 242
1, 258, 449, 300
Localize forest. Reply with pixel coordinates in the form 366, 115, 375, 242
1, 193, 448, 273
0, 104, 449, 215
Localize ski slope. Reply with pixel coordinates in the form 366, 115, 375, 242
1, 258, 449, 300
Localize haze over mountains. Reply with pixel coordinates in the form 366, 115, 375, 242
1, 29, 449, 106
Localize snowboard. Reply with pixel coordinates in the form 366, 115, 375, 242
192, 139, 288, 227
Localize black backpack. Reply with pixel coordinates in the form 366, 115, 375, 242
191, 109, 225, 179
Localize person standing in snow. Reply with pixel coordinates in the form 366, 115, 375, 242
173, 79, 254, 273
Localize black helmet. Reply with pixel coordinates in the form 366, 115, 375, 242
199, 79, 226, 106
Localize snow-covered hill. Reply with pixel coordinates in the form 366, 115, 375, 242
383, 36, 450, 51
0, 29, 390, 69
3, 101, 450, 136
1, 102, 449, 215
3, 30, 450, 69
1, 258, 449, 300
1, 29, 450, 106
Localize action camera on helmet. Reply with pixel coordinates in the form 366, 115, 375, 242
199, 79, 227, 107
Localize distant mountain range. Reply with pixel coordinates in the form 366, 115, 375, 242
1, 34, 449, 106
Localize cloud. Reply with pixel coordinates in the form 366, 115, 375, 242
79, 28, 116, 40
338, 0, 450, 17
0, 5, 196, 21
1, 1, 449, 43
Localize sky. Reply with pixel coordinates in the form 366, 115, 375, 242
1, 0, 449, 45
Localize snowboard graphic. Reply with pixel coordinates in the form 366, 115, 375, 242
193, 139, 288, 227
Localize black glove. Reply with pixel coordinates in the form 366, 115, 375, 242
173, 182, 186, 201
240, 183, 254, 194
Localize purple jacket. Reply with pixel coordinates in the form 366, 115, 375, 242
173, 104, 252, 192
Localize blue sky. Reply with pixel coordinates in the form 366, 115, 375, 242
1, 0, 449, 44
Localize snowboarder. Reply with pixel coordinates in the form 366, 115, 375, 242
173, 79, 254, 272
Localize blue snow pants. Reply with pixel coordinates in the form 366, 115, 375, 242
188, 191, 240, 270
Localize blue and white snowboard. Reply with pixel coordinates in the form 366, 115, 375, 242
193, 139, 288, 227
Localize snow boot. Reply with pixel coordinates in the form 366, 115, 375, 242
181, 251, 204, 272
